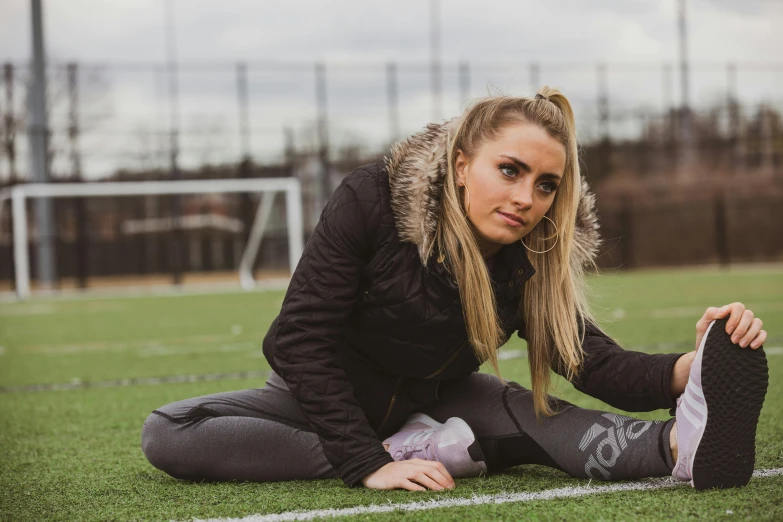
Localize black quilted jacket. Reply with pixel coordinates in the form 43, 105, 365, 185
262, 120, 686, 487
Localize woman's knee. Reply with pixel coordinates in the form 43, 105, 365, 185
141, 412, 185, 477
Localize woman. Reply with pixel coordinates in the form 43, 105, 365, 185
141, 88, 769, 492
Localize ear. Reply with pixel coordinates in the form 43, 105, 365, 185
455, 149, 468, 187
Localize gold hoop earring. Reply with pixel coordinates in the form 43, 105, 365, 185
461, 184, 471, 216
521, 215, 559, 254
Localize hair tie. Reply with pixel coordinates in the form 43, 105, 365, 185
535, 93, 547, 101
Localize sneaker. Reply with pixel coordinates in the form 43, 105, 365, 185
382, 412, 487, 478
672, 317, 769, 489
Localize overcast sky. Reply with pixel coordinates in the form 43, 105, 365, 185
1, 0, 780, 179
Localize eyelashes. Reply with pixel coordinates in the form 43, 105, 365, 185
498, 164, 559, 194
499, 164, 518, 177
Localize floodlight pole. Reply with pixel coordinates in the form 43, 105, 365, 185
677, 0, 693, 177
430, 0, 442, 122
164, 0, 183, 284
29, 0, 57, 288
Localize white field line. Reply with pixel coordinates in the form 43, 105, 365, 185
0, 370, 273, 393
190, 468, 783, 522
21, 332, 251, 355
500, 346, 783, 361
0, 300, 127, 317
0, 279, 290, 304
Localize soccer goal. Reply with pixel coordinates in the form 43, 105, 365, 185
0, 178, 303, 300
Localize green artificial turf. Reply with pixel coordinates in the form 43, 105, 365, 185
1, 265, 782, 521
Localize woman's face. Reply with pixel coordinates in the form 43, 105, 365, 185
455, 121, 566, 259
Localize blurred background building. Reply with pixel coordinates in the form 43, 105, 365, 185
0, 0, 781, 294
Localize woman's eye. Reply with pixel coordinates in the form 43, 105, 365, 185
538, 182, 558, 194
499, 164, 517, 177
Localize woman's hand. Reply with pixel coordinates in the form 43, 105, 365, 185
361, 459, 456, 491
671, 302, 767, 396
696, 303, 766, 351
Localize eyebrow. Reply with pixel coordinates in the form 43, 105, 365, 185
499, 154, 562, 181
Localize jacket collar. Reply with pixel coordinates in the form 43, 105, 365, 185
382, 117, 601, 296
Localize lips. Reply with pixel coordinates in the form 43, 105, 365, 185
498, 211, 527, 226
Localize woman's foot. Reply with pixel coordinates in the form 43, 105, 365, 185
382, 412, 487, 478
672, 318, 769, 489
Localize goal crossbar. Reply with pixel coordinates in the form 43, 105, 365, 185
0, 178, 303, 299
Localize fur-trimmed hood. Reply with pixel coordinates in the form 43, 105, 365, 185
383, 117, 601, 271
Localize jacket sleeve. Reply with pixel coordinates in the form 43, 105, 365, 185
264, 168, 394, 487
535, 320, 687, 412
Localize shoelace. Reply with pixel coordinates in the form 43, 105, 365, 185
395, 429, 436, 461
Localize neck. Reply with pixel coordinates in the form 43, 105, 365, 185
478, 241, 503, 260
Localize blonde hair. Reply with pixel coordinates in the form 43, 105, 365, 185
435, 86, 596, 419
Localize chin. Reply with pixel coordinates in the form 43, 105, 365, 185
481, 228, 518, 246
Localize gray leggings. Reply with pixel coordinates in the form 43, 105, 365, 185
141, 371, 675, 484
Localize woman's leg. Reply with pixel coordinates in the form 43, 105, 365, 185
419, 373, 675, 481
140, 371, 338, 482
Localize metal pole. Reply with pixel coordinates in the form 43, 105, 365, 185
530, 63, 540, 94
678, 0, 693, 175
678, 0, 690, 114
458, 61, 470, 106
236, 63, 253, 255
597, 63, 609, 141
67, 64, 81, 181
29, 0, 56, 289
3, 63, 17, 183
663, 63, 677, 171
164, 0, 183, 284
283, 126, 295, 166
285, 180, 304, 277
597, 63, 611, 177
236, 62, 251, 160
430, 0, 442, 122
2, 63, 16, 289
12, 188, 30, 299
727, 63, 740, 169
67, 63, 88, 289
315, 62, 330, 207
386, 62, 400, 144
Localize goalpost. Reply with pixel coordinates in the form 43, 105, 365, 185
0, 178, 304, 300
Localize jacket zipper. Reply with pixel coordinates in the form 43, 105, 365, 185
377, 377, 403, 433
424, 346, 462, 380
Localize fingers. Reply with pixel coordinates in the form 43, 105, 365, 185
739, 317, 763, 348
427, 461, 455, 489
724, 302, 746, 336
717, 303, 765, 349
731, 309, 754, 344
411, 471, 447, 491
738, 317, 762, 348
750, 330, 767, 349
409, 459, 455, 490
400, 479, 426, 492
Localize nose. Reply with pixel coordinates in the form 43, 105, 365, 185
510, 180, 534, 210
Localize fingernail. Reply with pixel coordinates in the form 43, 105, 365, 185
740, 340, 747, 348
732, 335, 739, 343
728, 325, 735, 333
